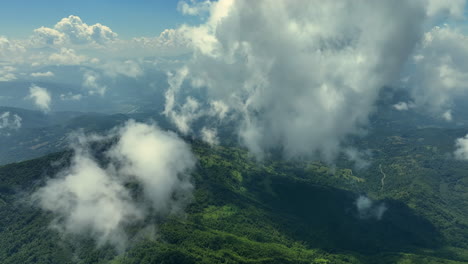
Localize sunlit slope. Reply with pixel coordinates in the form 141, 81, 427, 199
0, 129, 467, 263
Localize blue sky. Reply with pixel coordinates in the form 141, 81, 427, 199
0, 0, 196, 39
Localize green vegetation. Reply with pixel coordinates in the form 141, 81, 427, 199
0, 124, 467, 263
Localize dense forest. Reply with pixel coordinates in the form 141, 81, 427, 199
0, 121, 467, 263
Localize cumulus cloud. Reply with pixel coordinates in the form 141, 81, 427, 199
442, 110, 452, 121
0, 37, 26, 62
33, 149, 144, 250
0, 15, 193, 89
454, 134, 468, 160
393, 101, 415, 111
48, 47, 87, 65
0, 65, 17, 81
33, 121, 196, 249
343, 148, 371, 170
31, 71, 55, 77
28, 15, 189, 59
101, 60, 143, 78
209, 100, 229, 119
60, 92, 83, 101
32, 15, 117, 47
164, 0, 432, 160
28, 84, 51, 112
407, 25, 468, 117
31, 26, 66, 46
355, 195, 387, 220
108, 121, 196, 214
200, 127, 219, 146
0, 112, 22, 131
127, 29, 191, 57
426, 0, 466, 18
178, 0, 212, 16
83, 71, 107, 95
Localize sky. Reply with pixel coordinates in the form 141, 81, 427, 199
1, 0, 468, 159
0, 0, 197, 39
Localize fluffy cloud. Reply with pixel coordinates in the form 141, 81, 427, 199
164, 0, 431, 160
60, 92, 83, 101
454, 134, 468, 160
28, 84, 51, 112
0, 112, 22, 130
83, 71, 107, 95
0, 37, 26, 62
442, 110, 453, 121
0, 65, 17, 81
101, 60, 143, 78
33, 148, 144, 250
0, 15, 192, 83
48, 47, 87, 65
343, 148, 371, 170
32, 15, 117, 47
200, 127, 219, 146
407, 25, 468, 117
127, 29, 191, 57
426, 0, 466, 18
33, 121, 196, 249
355, 195, 387, 220
108, 121, 195, 214
393, 101, 414, 111
31, 71, 55, 77
31, 27, 66, 46
178, 0, 212, 16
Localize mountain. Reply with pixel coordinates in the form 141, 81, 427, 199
0, 89, 467, 263
0, 121, 467, 263
0, 107, 172, 165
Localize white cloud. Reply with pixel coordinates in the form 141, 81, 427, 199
31, 71, 55, 77
108, 121, 196, 214
0, 65, 17, 81
101, 60, 143, 78
393, 101, 414, 111
200, 127, 219, 146
209, 100, 229, 119
33, 150, 144, 250
28, 84, 51, 112
355, 195, 387, 220
426, 0, 466, 18
0, 16, 193, 83
31, 27, 66, 46
0, 112, 22, 130
442, 110, 452, 121
127, 29, 191, 57
0, 36, 26, 62
60, 92, 83, 101
83, 71, 106, 95
408, 25, 468, 117
454, 134, 468, 160
48, 47, 87, 65
31, 15, 117, 47
164, 0, 431, 160
343, 148, 371, 170
33, 121, 196, 249
56, 15, 118, 45
178, 0, 212, 16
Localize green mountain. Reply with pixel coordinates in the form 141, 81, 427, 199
0, 121, 467, 263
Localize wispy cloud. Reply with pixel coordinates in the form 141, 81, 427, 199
0, 111, 22, 132
28, 84, 51, 112
164, 0, 463, 160
31, 71, 54, 77
33, 121, 196, 250
355, 195, 387, 220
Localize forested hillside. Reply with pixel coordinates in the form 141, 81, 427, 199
0, 125, 467, 264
